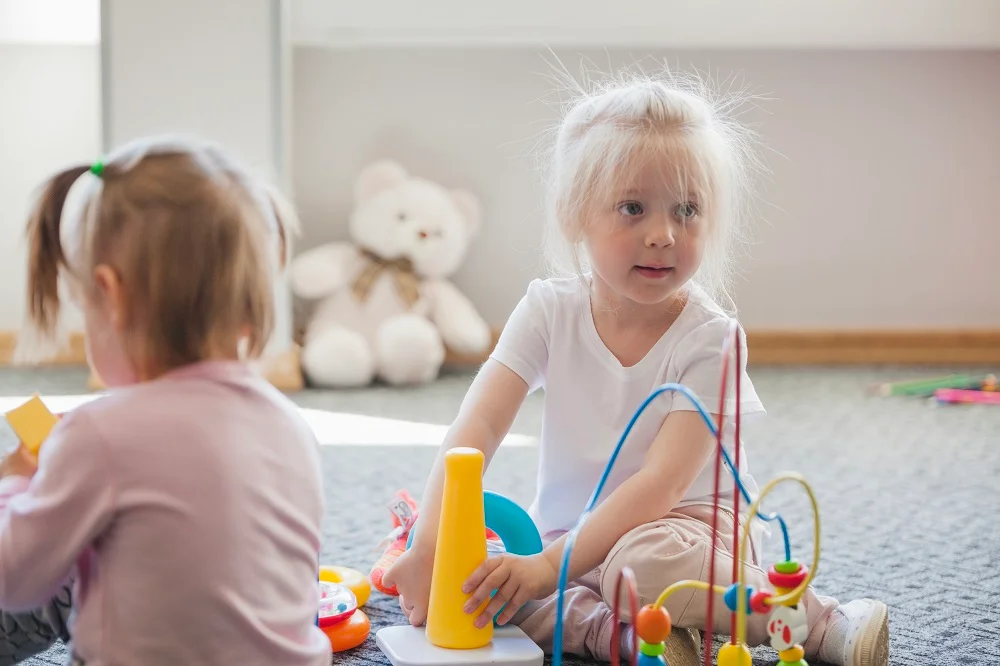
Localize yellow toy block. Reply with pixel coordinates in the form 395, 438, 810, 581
5, 395, 58, 455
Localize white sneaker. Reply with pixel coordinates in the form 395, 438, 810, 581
818, 599, 890, 666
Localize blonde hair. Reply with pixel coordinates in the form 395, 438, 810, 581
18, 136, 298, 374
541, 64, 766, 312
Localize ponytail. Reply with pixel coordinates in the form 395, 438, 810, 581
22, 164, 90, 356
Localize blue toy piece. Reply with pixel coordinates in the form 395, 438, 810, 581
638, 653, 666, 666
406, 490, 543, 556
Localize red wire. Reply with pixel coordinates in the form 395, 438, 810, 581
704, 320, 737, 665
730, 324, 743, 643
610, 567, 639, 666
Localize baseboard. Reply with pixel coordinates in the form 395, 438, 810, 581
746, 330, 1000, 365
4, 329, 999, 375
444, 328, 1000, 367
0, 331, 88, 366
0, 332, 305, 392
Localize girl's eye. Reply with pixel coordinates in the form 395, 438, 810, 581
397, 212, 407, 222
675, 202, 699, 219
617, 202, 643, 217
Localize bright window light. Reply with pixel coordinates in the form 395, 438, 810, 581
0, 0, 100, 45
0, 395, 538, 448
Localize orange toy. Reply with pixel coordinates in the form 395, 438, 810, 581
323, 609, 370, 652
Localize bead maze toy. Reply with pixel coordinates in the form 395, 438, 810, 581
556, 320, 821, 666
376, 447, 545, 665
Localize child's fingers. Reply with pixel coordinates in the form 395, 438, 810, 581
409, 605, 427, 627
461, 555, 503, 595
463, 561, 508, 613
495, 587, 528, 626
476, 579, 518, 628
382, 558, 401, 589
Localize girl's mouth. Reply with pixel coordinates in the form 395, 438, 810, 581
634, 266, 674, 279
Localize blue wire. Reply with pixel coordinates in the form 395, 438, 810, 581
550, 383, 792, 666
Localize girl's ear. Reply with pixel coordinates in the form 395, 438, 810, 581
93, 264, 126, 331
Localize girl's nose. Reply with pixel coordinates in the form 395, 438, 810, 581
645, 219, 675, 248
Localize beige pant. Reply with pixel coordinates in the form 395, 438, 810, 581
512, 503, 839, 662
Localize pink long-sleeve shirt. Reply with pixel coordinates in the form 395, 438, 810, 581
0, 360, 329, 666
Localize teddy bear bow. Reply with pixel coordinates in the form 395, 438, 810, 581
352, 249, 422, 307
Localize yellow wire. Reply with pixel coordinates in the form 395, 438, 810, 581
736, 472, 821, 646
654, 580, 729, 609
650, 473, 820, 647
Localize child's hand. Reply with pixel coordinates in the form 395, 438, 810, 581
0, 445, 39, 480
382, 546, 434, 627
462, 553, 558, 628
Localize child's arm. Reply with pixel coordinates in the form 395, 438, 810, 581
411, 358, 529, 555
0, 411, 113, 611
383, 358, 528, 626
541, 409, 716, 578
463, 409, 716, 626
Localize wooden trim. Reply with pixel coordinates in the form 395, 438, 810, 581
443, 328, 1000, 367
5, 329, 1000, 375
0, 332, 88, 366
1, 331, 304, 392
746, 330, 1000, 365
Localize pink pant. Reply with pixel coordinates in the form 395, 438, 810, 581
512, 503, 839, 662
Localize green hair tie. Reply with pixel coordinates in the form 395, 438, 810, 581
89, 161, 104, 177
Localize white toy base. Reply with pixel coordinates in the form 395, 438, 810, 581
376, 624, 544, 666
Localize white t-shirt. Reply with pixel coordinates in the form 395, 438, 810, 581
490, 276, 766, 539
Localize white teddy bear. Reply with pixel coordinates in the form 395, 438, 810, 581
290, 160, 492, 387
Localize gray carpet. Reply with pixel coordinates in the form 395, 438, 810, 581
1, 366, 998, 665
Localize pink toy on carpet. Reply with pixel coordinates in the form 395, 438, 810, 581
370, 489, 502, 597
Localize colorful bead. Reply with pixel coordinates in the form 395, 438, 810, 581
750, 589, 774, 614
777, 660, 808, 666
774, 559, 801, 574
778, 645, 805, 662
639, 639, 665, 657
635, 604, 672, 644
767, 563, 808, 589
717, 643, 753, 666
767, 605, 809, 651
637, 653, 665, 666
724, 583, 754, 614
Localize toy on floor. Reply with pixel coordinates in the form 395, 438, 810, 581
370, 488, 528, 597
933, 387, 1000, 406
318, 579, 371, 651
321, 564, 371, 606
375, 448, 545, 665
556, 321, 822, 666
870, 372, 996, 397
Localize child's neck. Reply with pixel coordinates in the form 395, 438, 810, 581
589, 281, 687, 367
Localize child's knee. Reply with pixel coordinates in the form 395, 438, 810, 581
599, 520, 709, 618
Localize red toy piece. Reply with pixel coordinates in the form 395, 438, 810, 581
369, 489, 502, 597
767, 562, 808, 590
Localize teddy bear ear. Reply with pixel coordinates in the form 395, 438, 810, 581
451, 189, 481, 235
355, 160, 409, 202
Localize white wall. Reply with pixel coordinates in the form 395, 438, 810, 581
102, 0, 294, 351
292, 47, 1000, 329
0, 44, 101, 330
290, 0, 1000, 49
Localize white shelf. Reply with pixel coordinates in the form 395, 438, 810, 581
291, 0, 1000, 49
